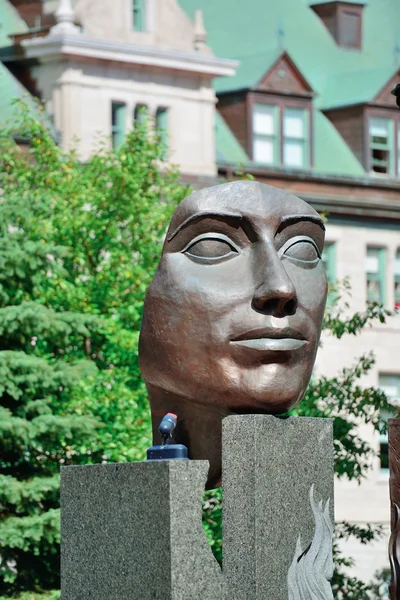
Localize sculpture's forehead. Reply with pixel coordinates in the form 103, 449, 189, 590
168, 181, 318, 232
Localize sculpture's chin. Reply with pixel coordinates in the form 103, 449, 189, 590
229, 397, 302, 416
140, 334, 313, 416
205, 359, 310, 414
224, 391, 304, 416
143, 370, 308, 417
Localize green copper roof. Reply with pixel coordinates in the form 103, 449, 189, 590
0, 63, 28, 127
320, 66, 396, 110
214, 109, 365, 177
0, 62, 40, 131
180, 0, 400, 178
215, 112, 250, 164
180, 0, 400, 97
0, 0, 28, 47
0, 2, 52, 132
313, 111, 365, 176
0, 1, 31, 129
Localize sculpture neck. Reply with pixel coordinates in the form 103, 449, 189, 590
146, 383, 231, 490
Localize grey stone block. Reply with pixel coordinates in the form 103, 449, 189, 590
60, 460, 222, 600
222, 415, 334, 600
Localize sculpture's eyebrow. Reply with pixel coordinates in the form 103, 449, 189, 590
167, 210, 253, 242
276, 214, 325, 233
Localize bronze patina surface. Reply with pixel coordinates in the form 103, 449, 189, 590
139, 180, 328, 488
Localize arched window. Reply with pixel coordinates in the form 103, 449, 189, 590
156, 107, 168, 159
366, 246, 386, 306
111, 102, 126, 148
132, 0, 146, 31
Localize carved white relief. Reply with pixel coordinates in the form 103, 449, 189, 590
288, 484, 334, 600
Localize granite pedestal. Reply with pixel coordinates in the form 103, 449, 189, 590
61, 416, 334, 599
222, 415, 334, 600
60, 460, 222, 599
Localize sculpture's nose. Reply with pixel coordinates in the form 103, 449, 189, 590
252, 250, 297, 317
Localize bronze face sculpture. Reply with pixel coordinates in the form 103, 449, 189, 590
139, 181, 328, 488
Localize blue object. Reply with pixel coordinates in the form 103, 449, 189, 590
146, 412, 189, 461
146, 443, 188, 460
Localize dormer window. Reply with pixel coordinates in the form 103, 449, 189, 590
338, 9, 361, 48
252, 103, 310, 169
369, 117, 393, 176
366, 111, 400, 179
217, 52, 314, 171
310, 2, 363, 50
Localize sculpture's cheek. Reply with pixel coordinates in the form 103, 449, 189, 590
283, 260, 328, 315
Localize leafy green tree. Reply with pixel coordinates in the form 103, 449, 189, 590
0, 141, 100, 596
0, 103, 187, 598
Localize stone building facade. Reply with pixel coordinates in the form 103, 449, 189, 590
0, 0, 237, 175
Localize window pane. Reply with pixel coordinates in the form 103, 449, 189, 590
366, 279, 381, 302
254, 137, 274, 164
366, 252, 379, 274
370, 117, 393, 176
133, 0, 145, 31
380, 439, 389, 470
156, 107, 168, 131
156, 107, 168, 159
395, 254, 400, 275
134, 104, 148, 125
339, 11, 360, 48
395, 279, 400, 309
379, 374, 400, 471
253, 105, 276, 135
322, 242, 336, 305
283, 108, 308, 168
395, 250, 400, 309
283, 140, 304, 167
283, 108, 304, 138
398, 122, 400, 175
366, 247, 386, 305
380, 374, 400, 402
111, 102, 126, 149
370, 119, 389, 141
252, 105, 277, 165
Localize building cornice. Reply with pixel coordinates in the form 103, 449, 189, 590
217, 162, 400, 222
218, 161, 400, 191
7, 34, 238, 78
300, 192, 400, 222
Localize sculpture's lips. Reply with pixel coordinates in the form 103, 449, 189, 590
230, 328, 307, 352
231, 338, 306, 352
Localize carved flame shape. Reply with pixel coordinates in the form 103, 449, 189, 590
287, 484, 334, 600
389, 502, 400, 599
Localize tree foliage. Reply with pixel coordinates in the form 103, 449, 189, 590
0, 102, 187, 597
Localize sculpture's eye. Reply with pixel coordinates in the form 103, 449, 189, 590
282, 238, 320, 266
182, 234, 239, 263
